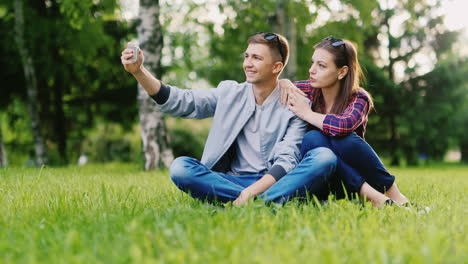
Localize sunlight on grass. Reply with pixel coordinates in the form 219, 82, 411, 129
0, 164, 467, 263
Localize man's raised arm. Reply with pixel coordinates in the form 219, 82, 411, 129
121, 42, 161, 96
121, 42, 221, 119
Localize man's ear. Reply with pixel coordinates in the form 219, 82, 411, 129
338, 65, 349, 80
273, 62, 284, 74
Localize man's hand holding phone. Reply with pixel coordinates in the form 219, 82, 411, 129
121, 42, 144, 74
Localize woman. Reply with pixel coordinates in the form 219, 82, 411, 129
281, 36, 410, 208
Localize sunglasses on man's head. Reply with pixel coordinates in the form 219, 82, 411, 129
256, 32, 285, 64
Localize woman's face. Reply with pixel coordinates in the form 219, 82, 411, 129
308, 48, 341, 89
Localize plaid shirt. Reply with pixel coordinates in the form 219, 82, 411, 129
294, 80, 370, 138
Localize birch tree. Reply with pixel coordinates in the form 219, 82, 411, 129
137, 0, 173, 170
14, 0, 47, 166
273, 0, 297, 80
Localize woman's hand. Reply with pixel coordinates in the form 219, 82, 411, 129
287, 90, 313, 120
279, 79, 306, 105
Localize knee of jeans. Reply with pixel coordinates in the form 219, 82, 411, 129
302, 130, 328, 150
307, 147, 337, 172
332, 132, 363, 151
169, 156, 193, 184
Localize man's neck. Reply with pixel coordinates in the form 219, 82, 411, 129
252, 79, 278, 105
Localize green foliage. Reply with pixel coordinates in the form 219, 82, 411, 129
59, 0, 118, 30
403, 56, 468, 161
0, 0, 136, 165
1, 0, 467, 166
62, 118, 210, 165
361, 58, 397, 154
197, 0, 324, 84
166, 117, 210, 160
82, 123, 140, 164
0, 164, 467, 262
0, 101, 34, 165
188, 0, 467, 165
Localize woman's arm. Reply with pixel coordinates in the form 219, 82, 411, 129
287, 85, 370, 136
279, 79, 308, 105
321, 93, 369, 136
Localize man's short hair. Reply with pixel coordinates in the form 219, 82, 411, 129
248, 32, 289, 65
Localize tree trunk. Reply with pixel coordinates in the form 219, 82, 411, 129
53, 82, 67, 163
0, 123, 7, 167
284, 18, 297, 80
461, 142, 468, 163
137, 0, 173, 170
389, 112, 400, 166
273, 0, 297, 80
388, 53, 400, 166
385, 8, 400, 166
14, 0, 47, 166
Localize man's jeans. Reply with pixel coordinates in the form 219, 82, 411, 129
170, 147, 337, 204
301, 130, 395, 195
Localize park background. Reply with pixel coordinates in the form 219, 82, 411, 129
0, 0, 468, 263
1, 0, 467, 168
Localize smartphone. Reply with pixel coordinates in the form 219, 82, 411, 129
128, 46, 138, 62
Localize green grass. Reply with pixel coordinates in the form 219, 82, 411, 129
0, 164, 467, 263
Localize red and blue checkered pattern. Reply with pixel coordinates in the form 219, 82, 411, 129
293, 80, 370, 138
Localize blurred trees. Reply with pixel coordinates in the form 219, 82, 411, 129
14, 0, 47, 166
402, 56, 468, 164
460, 99, 468, 163
0, 120, 6, 167
0, 0, 466, 166
363, 0, 462, 165
0, 0, 136, 165
184, 0, 467, 165
196, 0, 318, 84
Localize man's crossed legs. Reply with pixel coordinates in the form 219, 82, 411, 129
170, 147, 337, 204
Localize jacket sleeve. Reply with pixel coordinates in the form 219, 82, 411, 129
293, 80, 312, 95
322, 92, 369, 136
293, 80, 318, 107
151, 81, 232, 119
267, 114, 309, 181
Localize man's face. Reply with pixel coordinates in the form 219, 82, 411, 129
243, 43, 277, 84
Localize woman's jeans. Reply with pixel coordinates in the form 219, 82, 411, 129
170, 147, 337, 204
301, 130, 395, 197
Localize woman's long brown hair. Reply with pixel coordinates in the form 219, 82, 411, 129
313, 39, 373, 114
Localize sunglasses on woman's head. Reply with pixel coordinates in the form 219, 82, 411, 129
324, 36, 345, 47
324, 36, 348, 60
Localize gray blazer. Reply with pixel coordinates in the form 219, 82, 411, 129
156, 80, 308, 178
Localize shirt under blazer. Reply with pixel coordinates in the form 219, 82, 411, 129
153, 80, 308, 180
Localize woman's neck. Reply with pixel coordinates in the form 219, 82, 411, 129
321, 83, 340, 113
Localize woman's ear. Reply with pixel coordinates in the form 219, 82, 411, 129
338, 65, 349, 80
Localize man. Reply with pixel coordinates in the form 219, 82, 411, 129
121, 32, 336, 205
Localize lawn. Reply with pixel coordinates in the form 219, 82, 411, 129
0, 163, 467, 263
